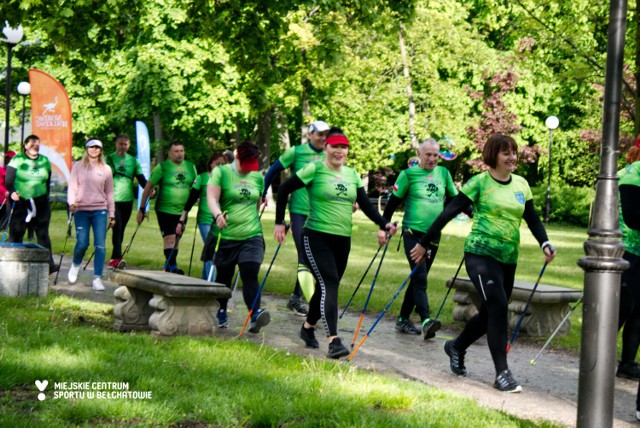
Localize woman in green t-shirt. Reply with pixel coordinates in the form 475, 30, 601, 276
410, 134, 556, 393
275, 129, 397, 359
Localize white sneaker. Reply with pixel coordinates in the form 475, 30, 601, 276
636, 410, 640, 421
68, 264, 80, 284
92, 277, 105, 291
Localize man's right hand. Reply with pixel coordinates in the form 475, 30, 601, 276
136, 210, 146, 225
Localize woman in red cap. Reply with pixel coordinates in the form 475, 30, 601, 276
206, 141, 269, 332
275, 128, 397, 358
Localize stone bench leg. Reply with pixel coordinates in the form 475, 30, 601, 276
509, 301, 572, 337
148, 295, 220, 337
113, 286, 154, 332
452, 289, 481, 322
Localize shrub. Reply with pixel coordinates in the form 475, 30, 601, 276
531, 183, 594, 227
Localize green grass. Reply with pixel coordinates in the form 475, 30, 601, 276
48, 208, 589, 354
0, 296, 556, 427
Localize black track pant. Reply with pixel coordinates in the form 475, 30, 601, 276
400, 228, 438, 321
111, 200, 133, 259
619, 251, 640, 364
454, 252, 517, 375
302, 229, 350, 337
216, 262, 261, 312
9, 194, 54, 266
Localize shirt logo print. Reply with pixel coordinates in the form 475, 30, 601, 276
240, 188, 251, 200
425, 183, 439, 197
175, 172, 186, 184
335, 184, 348, 197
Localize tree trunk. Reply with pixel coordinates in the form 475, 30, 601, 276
399, 27, 418, 149
636, 0, 640, 137
256, 108, 272, 173
301, 77, 312, 144
152, 111, 164, 163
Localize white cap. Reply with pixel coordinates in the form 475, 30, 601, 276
86, 139, 103, 148
309, 120, 330, 133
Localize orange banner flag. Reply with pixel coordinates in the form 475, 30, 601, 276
28, 69, 72, 201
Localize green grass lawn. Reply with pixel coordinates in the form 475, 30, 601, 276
48, 207, 588, 353
0, 295, 557, 427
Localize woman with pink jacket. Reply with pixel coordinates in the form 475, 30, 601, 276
67, 138, 115, 290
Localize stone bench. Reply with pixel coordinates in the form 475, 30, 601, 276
110, 269, 231, 337
448, 277, 582, 337
0, 243, 50, 297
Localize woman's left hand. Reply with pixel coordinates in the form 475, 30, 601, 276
543, 245, 557, 264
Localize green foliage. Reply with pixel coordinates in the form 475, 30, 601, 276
531, 182, 595, 226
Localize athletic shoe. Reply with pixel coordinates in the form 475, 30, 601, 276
636, 409, 640, 421
299, 324, 320, 348
395, 317, 421, 334
494, 369, 522, 393
170, 268, 185, 275
444, 340, 467, 376
248, 308, 270, 333
287, 294, 308, 316
92, 277, 105, 291
216, 309, 228, 328
327, 337, 350, 359
616, 361, 640, 380
68, 264, 80, 284
422, 318, 442, 340
108, 259, 119, 269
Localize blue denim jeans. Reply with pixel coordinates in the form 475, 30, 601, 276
73, 209, 108, 277
198, 223, 212, 280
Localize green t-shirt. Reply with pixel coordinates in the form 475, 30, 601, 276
106, 153, 144, 202
296, 161, 363, 237
392, 165, 457, 233
278, 144, 324, 215
209, 163, 264, 240
193, 171, 215, 225
149, 159, 197, 215
8, 153, 51, 199
619, 161, 640, 256
461, 171, 533, 265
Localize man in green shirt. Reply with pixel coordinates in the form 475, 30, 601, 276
263, 120, 330, 315
105, 135, 148, 268
383, 138, 458, 339
137, 141, 197, 273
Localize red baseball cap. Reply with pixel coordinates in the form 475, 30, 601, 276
325, 134, 349, 146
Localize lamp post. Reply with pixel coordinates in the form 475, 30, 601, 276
17, 81, 30, 143
544, 115, 559, 224
2, 22, 24, 165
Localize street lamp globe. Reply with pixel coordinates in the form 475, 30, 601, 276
545, 115, 560, 131
17, 81, 30, 96
2, 21, 24, 45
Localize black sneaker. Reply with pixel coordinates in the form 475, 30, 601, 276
422, 318, 442, 340
287, 294, 308, 316
248, 308, 270, 333
217, 309, 228, 329
170, 268, 185, 275
327, 337, 350, 359
444, 340, 467, 376
616, 361, 640, 380
494, 369, 522, 393
49, 264, 60, 275
299, 324, 320, 348
395, 318, 421, 334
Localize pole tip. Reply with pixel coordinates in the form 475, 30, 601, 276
530, 359, 536, 366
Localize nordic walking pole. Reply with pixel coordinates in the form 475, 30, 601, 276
1, 201, 15, 244
351, 225, 395, 348
530, 296, 583, 366
206, 228, 223, 282
434, 255, 465, 320
506, 262, 548, 354
54, 212, 74, 285
228, 271, 241, 312
114, 218, 145, 269
239, 224, 289, 337
83, 250, 95, 270
187, 220, 198, 276
339, 245, 382, 319
349, 263, 421, 361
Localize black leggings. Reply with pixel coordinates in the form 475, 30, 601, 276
400, 228, 438, 321
302, 229, 351, 337
455, 252, 517, 374
619, 251, 640, 364
9, 194, 54, 265
111, 200, 133, 259
216, 262, 261, 312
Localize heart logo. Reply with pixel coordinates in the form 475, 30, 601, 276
35, 380, 48, 391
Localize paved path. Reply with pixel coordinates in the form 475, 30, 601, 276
50, 258, 637, 428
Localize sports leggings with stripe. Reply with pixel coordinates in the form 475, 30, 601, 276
302, 228, 350, 337
454, 252, 517, 375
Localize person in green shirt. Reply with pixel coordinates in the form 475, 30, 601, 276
136, 141, 197, 274
206, 141, 268, 332
410, 134, 556, 393
105, 135, 148, 268
275, 128, 397, 359
177, 151, 227, 280
5, 135, 55, 271
383, 138, 459, 339
263, 120, 330, 316
617, 144, 640, 381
